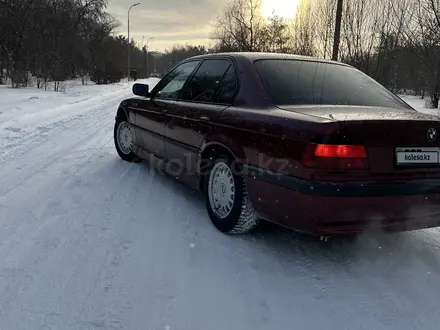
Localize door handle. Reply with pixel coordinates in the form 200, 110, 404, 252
200, 116, 210, 121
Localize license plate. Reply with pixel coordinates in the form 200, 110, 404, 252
396, 147, 440, 165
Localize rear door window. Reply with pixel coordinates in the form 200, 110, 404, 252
181, 59, 232, 103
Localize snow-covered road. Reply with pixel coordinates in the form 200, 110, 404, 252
1, 81, 440, 329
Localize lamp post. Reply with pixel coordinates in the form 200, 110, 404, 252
332, 0, 343, 61
128, 2, 140, 81
145, 37, 154, 77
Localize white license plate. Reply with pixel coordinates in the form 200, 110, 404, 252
396, 147, 440, 165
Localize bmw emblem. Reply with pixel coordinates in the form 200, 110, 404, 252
427, 128, 437, 142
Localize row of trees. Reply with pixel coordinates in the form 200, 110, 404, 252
0, 0, 217, 88
1, 0, 112, 88
1, 0, 439, 107
0, 0, 164, 87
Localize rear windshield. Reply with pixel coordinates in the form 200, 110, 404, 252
254, 59, 411, 109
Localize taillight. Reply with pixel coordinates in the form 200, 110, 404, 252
302, 143, 369, 170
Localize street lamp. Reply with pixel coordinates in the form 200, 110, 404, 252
128, 2, 140, 81
145, 37, 154, 77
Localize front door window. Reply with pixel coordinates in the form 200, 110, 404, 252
153, 61, 200, 100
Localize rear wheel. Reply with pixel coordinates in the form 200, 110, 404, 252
204, 155, 259, 234
114, 118, 139, 162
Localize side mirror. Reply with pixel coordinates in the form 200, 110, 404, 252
132, 83, 150, 97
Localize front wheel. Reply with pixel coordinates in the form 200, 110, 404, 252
114, 118, 139, 162
204, 156, 260, 234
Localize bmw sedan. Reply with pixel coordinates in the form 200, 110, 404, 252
113, 52, 440, 237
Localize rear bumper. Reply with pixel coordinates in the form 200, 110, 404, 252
243, 165, 440, 236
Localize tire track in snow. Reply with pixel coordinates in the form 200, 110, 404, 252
0, 87, 132, 131
0, 91, 131, 165
71, 166, 147, 329
0, 152, 144, 327
0, 93, 128, 198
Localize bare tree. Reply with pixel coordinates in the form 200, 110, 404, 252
311, 0, 336, 59
212, 0, 266, 52
291, 0, 316, 56
0, 0, 38, 87
398, 0, 440, 107
339, 0, 384, 73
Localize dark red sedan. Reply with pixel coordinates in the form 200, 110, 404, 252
113, 52, 440, 237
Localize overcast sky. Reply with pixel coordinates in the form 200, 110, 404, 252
107, 0, 227, 52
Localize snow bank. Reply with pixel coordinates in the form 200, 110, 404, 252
0, 78, 160, 134
399, 95, 440, 117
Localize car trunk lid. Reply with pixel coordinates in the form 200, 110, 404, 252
292, 105, 440, 175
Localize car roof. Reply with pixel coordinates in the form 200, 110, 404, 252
186, 52, 351, 67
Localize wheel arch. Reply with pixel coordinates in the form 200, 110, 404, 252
115, 106, 129, 121
198, 138, 246, 191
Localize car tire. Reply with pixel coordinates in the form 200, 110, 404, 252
114, 118, 139, 162
204, 154, 260, 234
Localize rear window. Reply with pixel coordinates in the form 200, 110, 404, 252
254, 59, 411, 109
